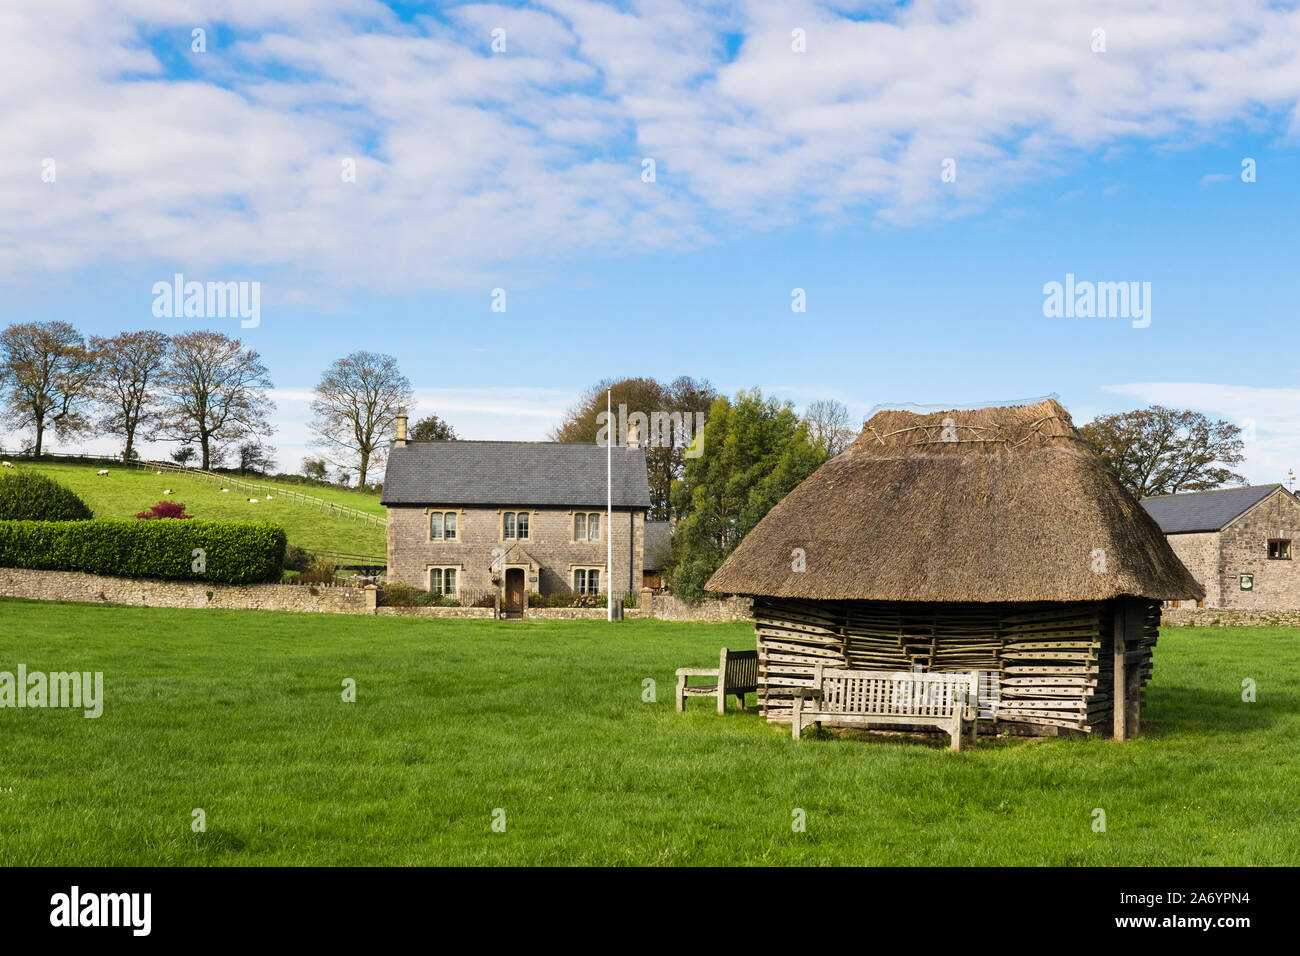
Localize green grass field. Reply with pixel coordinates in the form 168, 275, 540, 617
13, 461, 385, 556
1, 598, 1297, 866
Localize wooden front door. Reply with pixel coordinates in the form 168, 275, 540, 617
505, 568, 525, 613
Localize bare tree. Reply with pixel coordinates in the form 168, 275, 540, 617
90, 330, 170, 462
0, 321, 97, 456
162, 331, 274, 470
308, 351, 413, 487
803, 399, 857, 456
550, 375, 718, 520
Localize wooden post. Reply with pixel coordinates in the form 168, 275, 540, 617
1126, 600, 1146, 736
717, 647, 729, 714
1113, 598, 1127, 740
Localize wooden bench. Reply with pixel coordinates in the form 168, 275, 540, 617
676, 648, 759, 714
792, 665, 980, 751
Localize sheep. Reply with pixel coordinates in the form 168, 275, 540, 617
163, 489, 173, 495
220, 488, 229, 493
247, 497, 260, 504
1, 461, 13, 468
265, 494, 273, 500
155, 470, 162, 475
96, 469, 109, 476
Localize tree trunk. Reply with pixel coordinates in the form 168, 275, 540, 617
33, 420, 44, 457
200, 435, 210, 470
123, 432, 134, 463
358, 451, 370, 488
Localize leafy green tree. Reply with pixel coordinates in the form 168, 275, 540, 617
667, 389, 827, 601
1079, 405, 1246, 498
301, 457, 329, 480
409, 414, 458, 441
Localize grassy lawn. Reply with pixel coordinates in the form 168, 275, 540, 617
1, 598, 1296, 866
15, 461, 385, 556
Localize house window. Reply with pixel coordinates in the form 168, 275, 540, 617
503, 511, 530, 540
429, 567, 458, 596
574, 512, 600, 541
573, 568, 601, 594
1268, 539, 1291, 560
429, 511, 457, 541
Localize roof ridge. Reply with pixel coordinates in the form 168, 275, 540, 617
398, 439, 643, 447
1142, 483, 1282, 501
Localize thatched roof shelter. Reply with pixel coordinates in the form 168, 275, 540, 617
705, 399, 1201, 739
707, 398, 1202, 603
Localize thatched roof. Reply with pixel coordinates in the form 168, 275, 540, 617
706, 398, 1203, 603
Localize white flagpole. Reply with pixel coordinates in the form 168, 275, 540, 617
607, 389, 614, 622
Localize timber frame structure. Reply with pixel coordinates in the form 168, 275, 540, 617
706, 399, 1203, 741
752, 596, 1156, 737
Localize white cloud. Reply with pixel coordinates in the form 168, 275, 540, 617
2, 0, 1299, 288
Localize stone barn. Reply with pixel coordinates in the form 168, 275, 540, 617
1141, 484, 1300, 609
705, 398, 1203, 739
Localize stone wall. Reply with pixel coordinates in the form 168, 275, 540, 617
0, 568, 750, 623
376, 606, 494, 619
1163, 531, 1219, 607
643, 591, 753, 622
1162, 606, 1300, 627
1214, 489, 1300, 609
0, 567, 369, 613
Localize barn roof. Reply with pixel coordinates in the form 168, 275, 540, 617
705, 398, 1203, 603
1140, 484, 1285, 534
380, 441, 651, 508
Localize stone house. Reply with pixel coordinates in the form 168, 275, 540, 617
381, 415, 650, 612
1141, 484, 1300, 609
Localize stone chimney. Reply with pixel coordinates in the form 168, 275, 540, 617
627, 419, 641, 449
395, 413, 408, 447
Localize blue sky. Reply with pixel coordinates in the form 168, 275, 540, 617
3, 1, 1299, 481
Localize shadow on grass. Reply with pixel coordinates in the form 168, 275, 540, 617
1145, 684, 1293, 735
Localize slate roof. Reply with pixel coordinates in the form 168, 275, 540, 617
1140, 484, 1284, 534
643, 521, 672, 571
380, 441, 651, 508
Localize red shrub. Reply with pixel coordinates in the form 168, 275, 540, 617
134, 501, 192, 520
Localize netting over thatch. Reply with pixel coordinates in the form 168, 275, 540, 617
706, 398, 1203, 603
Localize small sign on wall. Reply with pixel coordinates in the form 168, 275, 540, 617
529, 575, 538, 583
1240, 574, 1254, 591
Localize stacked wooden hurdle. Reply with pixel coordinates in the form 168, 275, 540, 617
753, 596, 1158, 736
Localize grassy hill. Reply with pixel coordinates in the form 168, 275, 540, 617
12, 461, 386, 557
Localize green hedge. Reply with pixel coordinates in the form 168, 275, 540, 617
0, 519, 286, 584
0, 471, 94, 521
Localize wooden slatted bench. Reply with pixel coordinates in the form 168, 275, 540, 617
676, 648, 759, 714
792, 664, 980, 750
